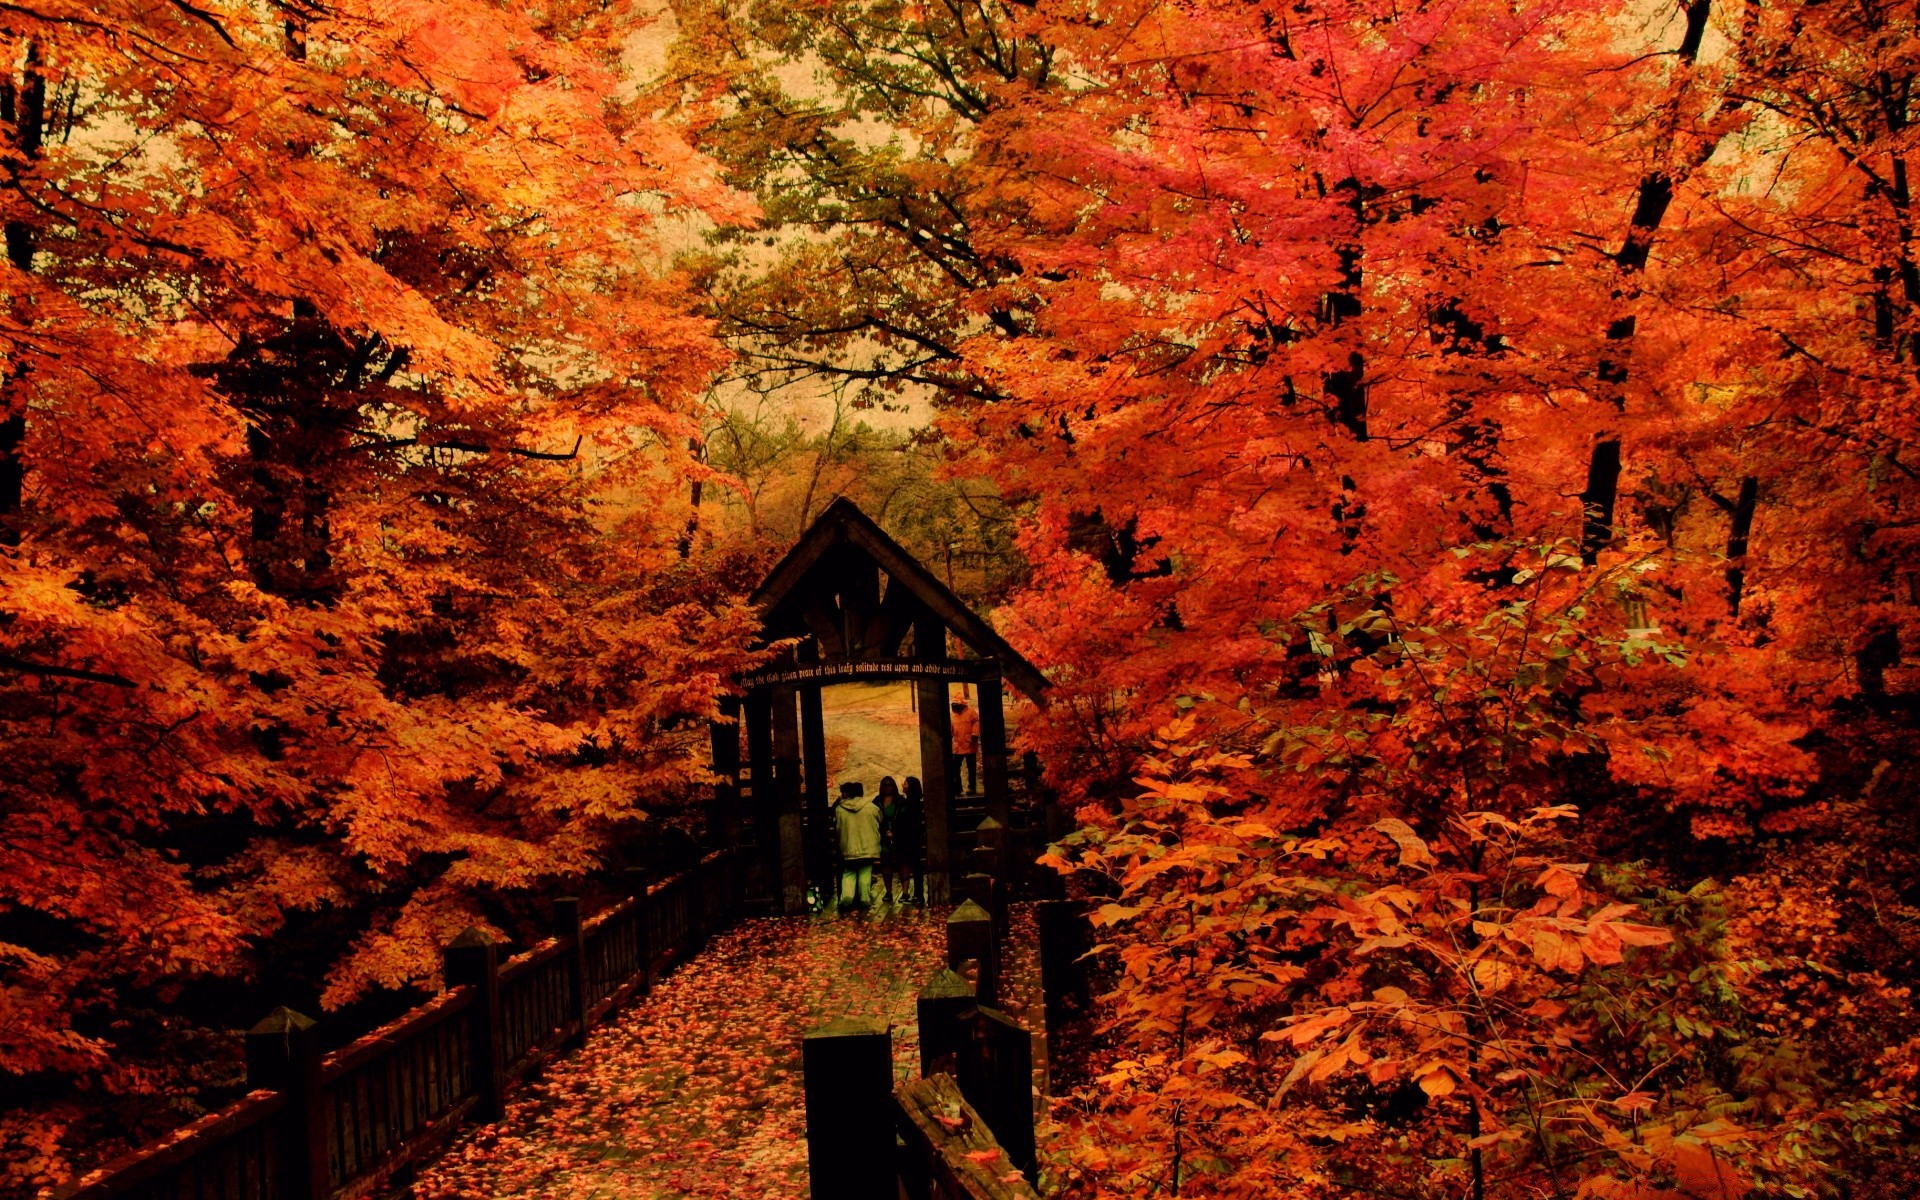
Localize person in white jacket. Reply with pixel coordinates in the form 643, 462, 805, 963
833, 781, 883, 911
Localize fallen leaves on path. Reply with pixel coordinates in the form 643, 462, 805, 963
416, 906, 949, 1200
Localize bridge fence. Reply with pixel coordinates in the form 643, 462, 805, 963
59, 848, 743, 1200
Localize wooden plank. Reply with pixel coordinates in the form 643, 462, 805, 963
841, 518, 1048, 700
325, 1094, 479, 1200
581, 894, 637, 935
894, 1075, 1038, 1200
497, 936, 565, 986
867, 574, 924, 655
798, 582, 849, 657
919, 667, 953, 907
771, 682, 806, 915
323, 996, 464, 1101
58, 1091, 286, 1200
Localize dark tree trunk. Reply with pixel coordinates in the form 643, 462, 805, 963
679, 437, 704, 558
207, 303, 390, 605
1581, 0, 1715, 560
1725, 475, 1758, 614
0, 43, 46, 546
1579, 439, 1621, 564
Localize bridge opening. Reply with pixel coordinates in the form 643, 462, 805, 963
710, 498, 1050, 914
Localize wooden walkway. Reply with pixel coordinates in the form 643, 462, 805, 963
413, 906, 954, 1200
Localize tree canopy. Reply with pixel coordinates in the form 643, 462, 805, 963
7, 0, 1920, 1195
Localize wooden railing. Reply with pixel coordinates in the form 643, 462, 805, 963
60, 848, 741, 1200
799, 893, 1042, 1200
896, 1075, 1039, 1200
324, 988, 476, 1196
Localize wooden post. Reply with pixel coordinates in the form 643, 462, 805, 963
714, 846, 738, 925
557, 897, 591, 1047
972, 815, 1010, 940
961, 871, 1005, 961
245, 1007, 329, 1200
978, 673, 1010, 832
745, 687, 777, 906
801, 1017, 895, 1200
771, 682, 807, 914
1037, 899, 1091, 1044
918, 967, 976, 1079
444, 928, 505, 1123
625, 866, 654, 993
971, 815, 1004, 874
710, 697, 742, 845
800, 681, 830, 897
689, 853, 711, 940
947, 899, 997, 1006
960, 1006, 1037, 1180
916, 622, 952, 905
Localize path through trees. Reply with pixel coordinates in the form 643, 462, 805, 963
414, 908, 948, 1200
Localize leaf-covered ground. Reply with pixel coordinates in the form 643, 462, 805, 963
415, 905, 951, 1200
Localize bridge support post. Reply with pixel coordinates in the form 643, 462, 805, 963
802, 1017, 895, 1200
444, 928, 506, 1123
771, 682, 806, 915
960, 1006, 1037, 1180
799, 679, 830, 899
947, 899, 997, 1006
557, 897, 591, 1047
916, 674, 952, 905
246, 1007, 329, 1200
918, 967, 976, 1079
709, 697, 741, 846
1037, 899, 1091, 1038
744, 689, 776, 908
962, 869, 1006, 960
624, 867, 654, 994
979, 672, 1010, 839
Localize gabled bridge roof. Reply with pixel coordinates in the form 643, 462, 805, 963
749, 497, 1048, 699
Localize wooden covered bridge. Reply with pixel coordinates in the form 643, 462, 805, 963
711, 497, 1052, 912
58, 500, 1088, 1200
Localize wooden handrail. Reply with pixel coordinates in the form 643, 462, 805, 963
58, 845, 742, 1200
60, 1090, 286, 1200
894, 1074, 1038, 1200
498, 935, 565, 985
582, 893, 638, 933
322, 985, 474, 1081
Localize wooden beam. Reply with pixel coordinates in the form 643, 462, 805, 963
800, 682, 829, 895
799, 591, 847, 658
750, 499, 1049, 701
840, 522, 1049, 700
745, 689, 777, 906
866, 574, 921, 655
771, 684, 806, 915
979, 673, 1010, 836
917, 613, 952, 906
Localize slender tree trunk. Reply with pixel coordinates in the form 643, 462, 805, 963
679, 436, 704, 558
1725, 475, 1758, 614
1580, 0, 1718, 561
0, 41, 45, 547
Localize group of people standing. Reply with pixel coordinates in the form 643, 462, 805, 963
830, 775, 926, 910
822, 697, 983, 914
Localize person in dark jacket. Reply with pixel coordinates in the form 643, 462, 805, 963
874, 776, 902, 903
895, 776, 927, 904
833, 780, 883, 911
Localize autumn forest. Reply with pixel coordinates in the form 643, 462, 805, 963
4, 0, 1919, 1196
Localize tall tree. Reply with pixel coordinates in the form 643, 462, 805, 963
685, 0, 1920, 1192
0, 2, 755, 1189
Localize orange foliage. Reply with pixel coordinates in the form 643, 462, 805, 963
0, 1, 756, 1190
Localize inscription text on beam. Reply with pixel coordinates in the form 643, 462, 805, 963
740, 658, 989, 689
